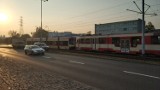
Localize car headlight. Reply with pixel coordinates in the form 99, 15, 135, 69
42, 49, 45, 52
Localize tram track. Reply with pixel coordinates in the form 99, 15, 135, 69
49, 49, 160, 65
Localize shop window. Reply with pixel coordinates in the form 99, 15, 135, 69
123, 28, 127, 31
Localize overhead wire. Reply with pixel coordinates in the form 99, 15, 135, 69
53, 1, 134, 29
50, 0, 152, 32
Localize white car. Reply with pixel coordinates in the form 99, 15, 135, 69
24, 45, 45, 55
34, 42, 49, 51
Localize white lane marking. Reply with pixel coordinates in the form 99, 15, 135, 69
123, 71, 160, 80
43, 56, 51, 59
69, 60, 85, 65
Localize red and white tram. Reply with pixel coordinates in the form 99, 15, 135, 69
76, 31, 160, 55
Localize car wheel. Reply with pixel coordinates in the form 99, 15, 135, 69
25, 51, 27, 55
26, 51, 30, 55
42, 52, 45, 55
31, 51, 34, 55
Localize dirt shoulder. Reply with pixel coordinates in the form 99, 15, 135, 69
0, 55, 98, 90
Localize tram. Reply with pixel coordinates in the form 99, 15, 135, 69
76, 31, 160, 55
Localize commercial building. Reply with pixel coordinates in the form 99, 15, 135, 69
95, 19, 143, 35
48, 31, 72, 37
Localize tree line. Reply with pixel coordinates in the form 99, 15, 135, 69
0, 27, 48, 44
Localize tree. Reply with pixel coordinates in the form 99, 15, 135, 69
8, 30, 20, 38
145, 22, 155, 32
32, 27, 48, 38
21, 34, 31, 41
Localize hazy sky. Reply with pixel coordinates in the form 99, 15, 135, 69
0, 0, 160, 36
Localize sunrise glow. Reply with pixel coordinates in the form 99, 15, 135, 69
0, 13, 8, 22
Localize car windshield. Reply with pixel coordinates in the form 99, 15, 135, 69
34, 42, 47, 46
31, 45, 40, 49
39, 43, 46, 46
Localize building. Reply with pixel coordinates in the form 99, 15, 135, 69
95, 19, 143, 35
48, 31, 79, 37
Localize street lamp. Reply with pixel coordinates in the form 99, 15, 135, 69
40, 0, 48, 42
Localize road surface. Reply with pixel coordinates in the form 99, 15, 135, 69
0, 48, 160, 90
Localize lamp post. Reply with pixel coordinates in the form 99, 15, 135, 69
40, 0, 48, 42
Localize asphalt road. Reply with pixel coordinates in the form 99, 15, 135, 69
0, 48, 160, 90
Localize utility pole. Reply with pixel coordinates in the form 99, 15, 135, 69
127, 0, 157, 56
40, 0, 42, 42
19, 16, 23, 36
142, 0, 145, 56
40, 0, 48, 42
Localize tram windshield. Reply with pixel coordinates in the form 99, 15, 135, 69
151, 35, 160, 44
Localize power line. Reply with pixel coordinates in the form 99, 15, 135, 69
70, 1, 133, 19
52, 10, 131, 29
151, 4, 160, 6
54, 13, 139, 31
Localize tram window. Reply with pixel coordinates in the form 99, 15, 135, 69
80, 39, 85, 44
47, 41, 52, 45
69, 38, 75, 45
131, 37, 141, 47
96, 38, 99, 44
112, 37, 120, 47
99, 38, 106, 44
158, 36, 160, 44
85, 38, 91, 44
52, 41, 56, 45
79, 39, 82, 44
62, 41, 68, 46
55, 41, 59, 45
92, 38, 95, 44
151, 36, 160, 44
59, 41, 68, 46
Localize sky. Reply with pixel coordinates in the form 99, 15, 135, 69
0, 0, 160, 36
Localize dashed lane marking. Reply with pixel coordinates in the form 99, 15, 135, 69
123, 71, 160, 80
69, 60, 85, 65
42, 56, 51, 59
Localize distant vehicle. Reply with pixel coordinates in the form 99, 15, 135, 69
12, 38, 25, 48
24, 45, 45, 55
34, 42, 49, 51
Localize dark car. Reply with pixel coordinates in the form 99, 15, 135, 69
24, 45, 45, 55
34, 42, 49, 51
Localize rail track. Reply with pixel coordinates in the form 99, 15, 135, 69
48, 49, 160, 65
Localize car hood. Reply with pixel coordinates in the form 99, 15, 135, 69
32, 48, 45, 51
41, 46, 49, 48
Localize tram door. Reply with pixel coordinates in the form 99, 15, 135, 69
91, 38, 96, 50
120, 39, 130, 53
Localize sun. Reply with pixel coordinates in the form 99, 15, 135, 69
0, 13, 8, 22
